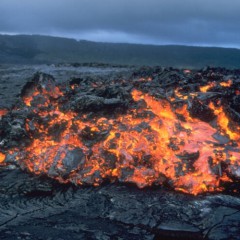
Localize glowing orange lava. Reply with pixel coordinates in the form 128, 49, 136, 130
0, 109, 8, 117
1, 78, 239, 195
220, 79, 232, 87
0, 152, 5, 163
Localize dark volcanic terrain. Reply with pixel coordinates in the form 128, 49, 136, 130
0, 64, 240, 240
0, 64, 130, 109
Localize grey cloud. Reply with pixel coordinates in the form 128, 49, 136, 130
1, 0, 240, 47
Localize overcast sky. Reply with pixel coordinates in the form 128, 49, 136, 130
1, 0, 240, 48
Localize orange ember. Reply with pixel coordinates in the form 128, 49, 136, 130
2, 77, 240, 196
200, 82, 216, 92
220, 79, 232, 87
0, 152, 5, 163
0, 109, 8, 117
137, 77, 152, 82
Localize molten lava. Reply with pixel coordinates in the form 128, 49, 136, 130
0, 74, 239, 195
0, 109, 8, 118
0, 152, 5, 163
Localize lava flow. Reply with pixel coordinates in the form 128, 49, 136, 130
0, 72, 239, 195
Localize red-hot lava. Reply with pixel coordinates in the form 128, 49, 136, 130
0, 75, 239, 195
0, 109, 8, 118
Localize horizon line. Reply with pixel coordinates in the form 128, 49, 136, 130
1, 32, 240, 50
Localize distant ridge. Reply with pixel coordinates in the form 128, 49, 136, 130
1, 34, 240, 68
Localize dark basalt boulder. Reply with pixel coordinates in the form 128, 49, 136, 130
232, 95, 240, 112
48, 146, 86, 178
0, 110, 30, 149
71, 95, 128, 112
21, 72, 57, 98
188, 97, 215, 122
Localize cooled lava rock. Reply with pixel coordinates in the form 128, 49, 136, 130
188, 97, 215, 122
71, 95, 127, 112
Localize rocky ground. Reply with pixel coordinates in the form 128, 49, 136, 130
0, 64, 131, 109
0, 168, 240, 240
0, 64, 240, 240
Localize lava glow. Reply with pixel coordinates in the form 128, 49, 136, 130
0, 109, 8, 118
0, 77, 239, 195
0, 152, 5, 163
